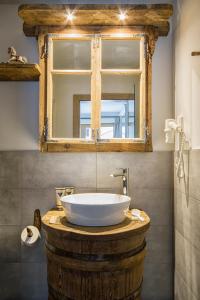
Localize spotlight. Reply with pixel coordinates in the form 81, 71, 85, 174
66, 12, 75, 22
119, 12, 127, 21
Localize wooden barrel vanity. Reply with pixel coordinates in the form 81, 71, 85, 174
42, 209, 150, 300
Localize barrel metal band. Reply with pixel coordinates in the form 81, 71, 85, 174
46, 240, 146, 262
49, 279, 143, 300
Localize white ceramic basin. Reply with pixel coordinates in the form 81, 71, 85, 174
61, 193, 131, 226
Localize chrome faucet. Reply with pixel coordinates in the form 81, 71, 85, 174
110, 168, 129, 196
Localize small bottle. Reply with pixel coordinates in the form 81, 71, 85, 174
55, 187, 75, 210
55, 187, 66, 211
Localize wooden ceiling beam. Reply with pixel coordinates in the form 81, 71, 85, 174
18, 4, 173, 37
22, 23, 170, 38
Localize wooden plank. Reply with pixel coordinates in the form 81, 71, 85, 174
0, 63, 40, 81
101, 69, 142, 75
18, 4, 173, 37
47, 36, 53, 139
145, 30, 158, 151
51, 69, 92, 75
191, 52, 200, 56
38, 33, 47, 151
44, 141, 151, 152
23, 24, 170, 37
139, 36, 145, 140
92, 35, 101, 137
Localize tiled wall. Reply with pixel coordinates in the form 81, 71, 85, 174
174, 150, 200, 300
173, 0, 200, 298
0, 150, 173, 300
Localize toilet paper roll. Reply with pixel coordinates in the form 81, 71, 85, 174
21, 225, 41, 246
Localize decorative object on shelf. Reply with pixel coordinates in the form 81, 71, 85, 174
191, 51, 200, 56
55, 186, 74, 211
7, 46, 27, 64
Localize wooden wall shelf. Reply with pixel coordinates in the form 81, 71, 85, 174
0, 63, 41, 81
191, 52, 200, 56
18, 4, 173, 37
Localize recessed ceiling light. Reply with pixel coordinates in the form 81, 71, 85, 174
119, 12, 127, 21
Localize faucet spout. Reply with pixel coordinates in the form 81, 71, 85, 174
110, 173, 123, 178
110, 168, 129, 196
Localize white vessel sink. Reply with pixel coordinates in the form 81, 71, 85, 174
61, 193, 131, 226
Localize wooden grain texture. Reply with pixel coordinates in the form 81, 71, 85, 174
0, 63, 41, 81
43, 141, 151, 152
91, 34, 101, 136
191, 51, 200, 56
42, 209, 150, 239
38, 33, 48, 152
144, 30, 158, 152
23, 24, 170, 38
18, 4, 173, 37
42, 209, 150, 300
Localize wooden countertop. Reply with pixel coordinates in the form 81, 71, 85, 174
42, 209, 150, 240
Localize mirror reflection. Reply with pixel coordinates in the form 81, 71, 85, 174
51, 38, 141, 140
53, 40, 91, 70
101, 74, 140, 138
102, 39, 140, 69
100, 99, 135, 139
52, 75, 91, 138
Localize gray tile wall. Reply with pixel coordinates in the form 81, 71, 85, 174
174, 150, 200, 300
0, 150, 173, 300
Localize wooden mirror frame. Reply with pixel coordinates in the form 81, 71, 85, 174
38, 26, 159, 152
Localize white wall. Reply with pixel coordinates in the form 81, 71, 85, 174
0, 5, 39, 150
174, 0, 200, 149
0, 4, 173, 150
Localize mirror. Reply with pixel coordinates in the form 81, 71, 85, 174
72, 92, 139, 139
49, 36, 143, 142
100, 74, 140, 138
102, 39, 140, 69
52, 74, 91, 138
53, 40, 91, 70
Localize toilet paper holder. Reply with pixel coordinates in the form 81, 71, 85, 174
26, 209, 41, 237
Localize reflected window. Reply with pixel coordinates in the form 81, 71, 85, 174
73, 95, 136, 139
80, 100, 91, 139
101, 100, 135, 139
